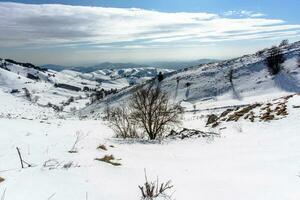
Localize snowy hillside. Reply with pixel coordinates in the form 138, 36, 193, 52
81, 41, 300, 118
1, 90, 300, 200
1, 42, 300, 200
0, 58, 172, 112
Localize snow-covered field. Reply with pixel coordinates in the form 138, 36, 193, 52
1, 92, 300, 200
1, 42, 300, 200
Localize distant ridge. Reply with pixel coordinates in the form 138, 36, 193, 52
42, 59, 218, 72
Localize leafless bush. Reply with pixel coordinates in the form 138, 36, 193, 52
139, 170, 174, 200
22, 88, 31, 101
106, 106, 138, 139
107, 85, 182, 140
130, 85, 183, 140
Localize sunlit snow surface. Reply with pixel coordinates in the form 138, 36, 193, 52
1, 42, 300, 199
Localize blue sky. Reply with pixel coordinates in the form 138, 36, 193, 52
2, 0, 299, 22
0, 0, 299, 65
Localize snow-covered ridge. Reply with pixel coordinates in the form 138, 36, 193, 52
0, 58, 172, 115
81, 41, 300, 118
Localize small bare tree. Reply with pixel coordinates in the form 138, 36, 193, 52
130, 85, 183, 140
297, 55, 300, 68
106, 85, 182, 140
107, 106, 138, 139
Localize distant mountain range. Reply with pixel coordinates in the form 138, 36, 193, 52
42, 59, 219, 72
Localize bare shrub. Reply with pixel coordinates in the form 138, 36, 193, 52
265, 46, 285, 75
107, 106, 138, 139
139, 170, 174, 200
22, 87, 31, 101
130, 85, 183, 140
107, 85, 182, 140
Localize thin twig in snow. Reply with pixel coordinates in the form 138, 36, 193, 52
47, 193, 56, 200
1, 188, 6, 200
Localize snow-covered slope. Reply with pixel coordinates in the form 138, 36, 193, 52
1, 93, 300, 200
81, 41, 300, 118
1, 42, 300, 200
0, 59, 172, 113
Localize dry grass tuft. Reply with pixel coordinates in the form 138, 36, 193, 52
97, 144, 107, 151
0, 177, 4, 183
95, 155, 121, 166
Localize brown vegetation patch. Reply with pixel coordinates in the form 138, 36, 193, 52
97, 144, 107, 151
206, 94, 296, 127
275, 103, 288, 116
226, 103, 261, 122
95, 155, 121, 166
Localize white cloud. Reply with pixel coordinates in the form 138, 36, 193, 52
223, 10, 265, 18
0, 2, 299, 49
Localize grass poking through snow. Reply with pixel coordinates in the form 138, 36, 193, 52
95, 155, 121, 166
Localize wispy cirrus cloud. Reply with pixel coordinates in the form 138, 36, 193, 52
0, 2, 299, 50
223, 10, 265, 18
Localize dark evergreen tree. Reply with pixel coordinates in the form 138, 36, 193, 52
265, 46, 285, 75
157, 72, 164, 82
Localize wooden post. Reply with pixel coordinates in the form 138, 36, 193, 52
16, 147, 24, 168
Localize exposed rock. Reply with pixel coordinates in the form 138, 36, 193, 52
219, 109, 233, 118
206, 114, 218, 126
167, 128, 219, 140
